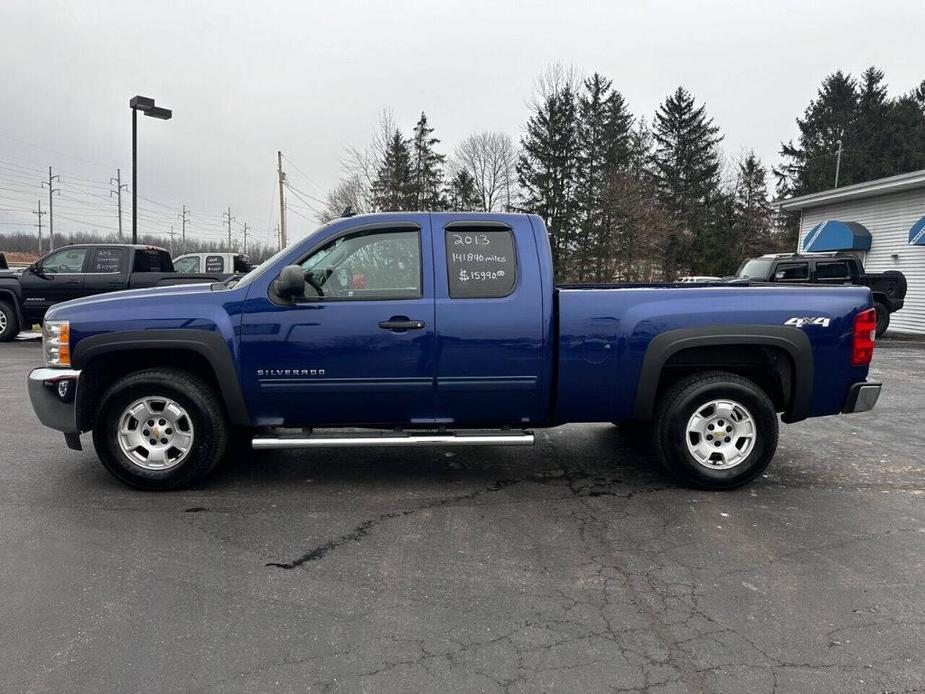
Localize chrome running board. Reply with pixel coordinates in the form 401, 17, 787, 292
251, 430, 534, 450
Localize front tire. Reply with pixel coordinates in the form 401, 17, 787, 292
0, 301, 19, 342
653, 371, 778, 490
92, 368, 228, 490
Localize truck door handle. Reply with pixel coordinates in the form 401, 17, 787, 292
378, 317, 425, 331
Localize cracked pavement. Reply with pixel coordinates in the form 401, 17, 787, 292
1, 340, 924, 693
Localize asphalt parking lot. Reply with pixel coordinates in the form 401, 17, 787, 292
1, 340, 924, 693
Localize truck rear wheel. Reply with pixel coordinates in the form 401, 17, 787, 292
0, 301, 19, 342
92, 368, 228, 490
874, 301, 890, 337
653, 371, 778, 490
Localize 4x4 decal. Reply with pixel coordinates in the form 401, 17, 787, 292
785, 316, 831, 328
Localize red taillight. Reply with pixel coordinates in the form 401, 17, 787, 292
851, 308, 877, 366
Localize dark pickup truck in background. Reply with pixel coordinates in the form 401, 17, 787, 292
0, 244, 231, 340
734, 252, 906, 336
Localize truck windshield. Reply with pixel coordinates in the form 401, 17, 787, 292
736, 258, 773, 280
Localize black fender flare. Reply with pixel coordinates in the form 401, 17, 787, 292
0, 287, 24, 326
72, 329, 251, 426
632, 325, 813, 423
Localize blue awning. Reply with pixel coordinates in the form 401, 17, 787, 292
802, 220, 872, 252
909, 216, 925, 246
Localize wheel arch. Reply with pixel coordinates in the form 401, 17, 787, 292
632, 326, 813, 424
0, 287, 24, 326
72, 329, 251, 430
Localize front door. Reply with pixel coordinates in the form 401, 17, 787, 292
18, 246, 89, 321
239, 221, 436, 427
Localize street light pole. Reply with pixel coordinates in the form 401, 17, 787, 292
132, 107, 137, 243
129, 95, 172, 244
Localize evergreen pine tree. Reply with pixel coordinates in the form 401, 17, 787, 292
652, 86, 723, 277
777, 71, 858, 195
372, 129, 415, 211
574, 73, 613, 281
446, 169, 480, 210
517, 82, 580, 278
410, 112, 446, 209
732, 153, 774, 262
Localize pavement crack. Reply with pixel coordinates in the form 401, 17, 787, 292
265, 468, 644, 569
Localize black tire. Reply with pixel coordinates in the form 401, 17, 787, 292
92, 368, 228, 490
653, 371, 779, 490
0, 300, 20, 342
874, 302, 890, 338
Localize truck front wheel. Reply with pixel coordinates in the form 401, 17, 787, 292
92, 368, 228, 490
653, 371, 778, 490
0, 301, 19, 342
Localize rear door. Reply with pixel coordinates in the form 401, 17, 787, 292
432, 216, 545, 425
83, 247, 129, 297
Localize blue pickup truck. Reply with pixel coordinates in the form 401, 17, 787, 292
27, 212, 882, 491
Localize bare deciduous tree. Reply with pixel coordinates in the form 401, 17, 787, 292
450, 131, 518, 211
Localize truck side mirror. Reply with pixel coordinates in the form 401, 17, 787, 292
274, 265, 305, 299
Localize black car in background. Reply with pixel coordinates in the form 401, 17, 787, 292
0, 244, 231, 340
735, 252, 906, 336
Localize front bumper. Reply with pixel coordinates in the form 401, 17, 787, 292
842, 381, 882, 414
28, 367, 82, 434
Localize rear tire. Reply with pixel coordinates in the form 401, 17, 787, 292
874, 302, 890, 337
0, 301, 19, 342
92, 368, 228, 490
653, 371, 778, 490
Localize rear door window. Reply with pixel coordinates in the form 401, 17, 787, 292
445, 228, 517, 298
205, 255, 225, 273
772, 262, 809, 282
815, 260, 851, 281
87, 247, 126, 274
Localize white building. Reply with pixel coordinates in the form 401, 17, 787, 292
777, 169, 925, 335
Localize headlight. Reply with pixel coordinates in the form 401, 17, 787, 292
42, 320, 71, 367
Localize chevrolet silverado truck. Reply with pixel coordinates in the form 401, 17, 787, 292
0, 244, 232, 340
27, 212, 882, 491
734, 252, 906, 336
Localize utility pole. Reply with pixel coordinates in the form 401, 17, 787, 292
41, 167, 60, 251
33, 200, 46, 255
277, 151, 287, 250
110, 168, 127, 241
167, 225, 177, 255
223, 207, 235, 251
178, 204, 190, 253
834, 135, 844, 188
241, 222, 249, 255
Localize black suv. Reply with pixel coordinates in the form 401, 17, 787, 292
735, 253, 906, 336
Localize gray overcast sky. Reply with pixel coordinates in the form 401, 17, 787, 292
1, 0, 923, 247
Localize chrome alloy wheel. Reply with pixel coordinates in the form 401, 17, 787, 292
0, 309, 7, 334
117, 397, 194, 470
685, 399, 756, 470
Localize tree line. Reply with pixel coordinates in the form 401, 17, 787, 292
321, 64, 925, 282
